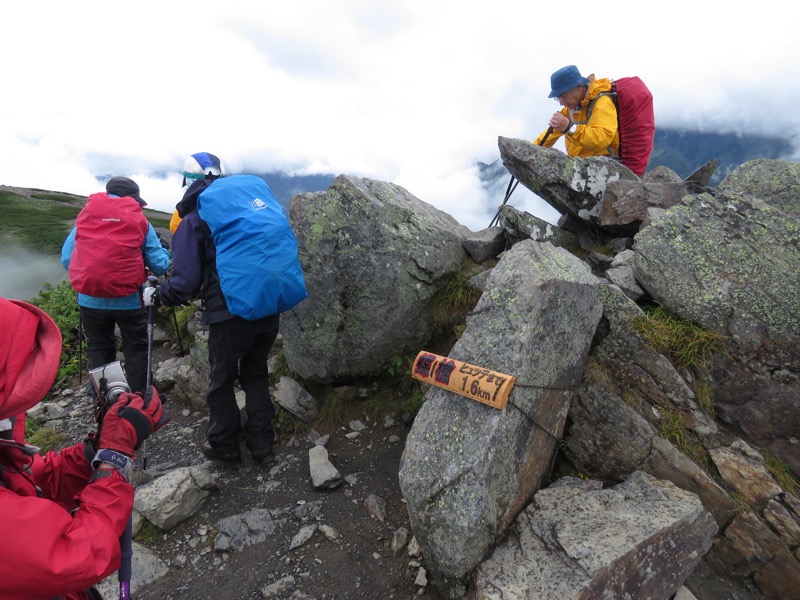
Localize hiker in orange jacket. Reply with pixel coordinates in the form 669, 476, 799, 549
0, 297, 168, 599
533, 65, 620, 159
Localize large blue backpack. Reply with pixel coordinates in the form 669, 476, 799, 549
197, 174, 307, 319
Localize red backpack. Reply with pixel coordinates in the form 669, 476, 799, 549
68, 193, 149, 298
589, 76, 655, 176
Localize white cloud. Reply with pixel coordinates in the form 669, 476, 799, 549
2, 1, 799, 232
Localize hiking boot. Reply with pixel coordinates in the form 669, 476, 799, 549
251, 444, 275, 465
202, 439, 241, 468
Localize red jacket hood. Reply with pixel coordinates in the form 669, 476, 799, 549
0, 298, 62, 420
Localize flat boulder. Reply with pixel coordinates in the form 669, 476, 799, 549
470, 472, 717, 599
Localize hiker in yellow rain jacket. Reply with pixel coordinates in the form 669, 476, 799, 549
533, 65, 620, 159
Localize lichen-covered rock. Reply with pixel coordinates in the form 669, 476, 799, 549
718, 158, 800, 218
633, 191, 800, 476
399, 240, 602, 599
471, 472, 718, 600
282, 175, 471, 383
497, 136, 638, 225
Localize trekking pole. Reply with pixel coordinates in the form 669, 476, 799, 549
488, 126, 553, 227
171, 307, 185, 355
118, 521, 133, 600
78, 306, 84, 390
116, 276, 159, 600
142, 275, 159, 471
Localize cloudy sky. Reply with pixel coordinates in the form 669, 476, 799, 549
2, 0, 798, 231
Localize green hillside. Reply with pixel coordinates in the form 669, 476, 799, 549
0, 187, 174, 301
0, 186, 172, 256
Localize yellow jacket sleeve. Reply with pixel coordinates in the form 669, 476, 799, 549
169, 210, 182, 235
565, 95, 619, 158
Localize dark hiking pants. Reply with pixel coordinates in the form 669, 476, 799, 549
205, 313, 280, 454
80, 306, 149, 395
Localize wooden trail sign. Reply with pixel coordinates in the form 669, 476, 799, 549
411, 351, 516, 410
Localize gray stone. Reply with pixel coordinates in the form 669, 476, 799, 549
633, 191, 800, 476
282, 175, 471, 383
497, 136, 638, 226
461, 226, 505, 262
718, 158, 800, 217
399, 239, 602, 598
133, 466, 219, 530
471, 472, 717, 600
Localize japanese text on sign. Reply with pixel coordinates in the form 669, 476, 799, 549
411, 351, 516, 409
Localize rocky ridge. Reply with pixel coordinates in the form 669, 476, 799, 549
29, 148, 800, 600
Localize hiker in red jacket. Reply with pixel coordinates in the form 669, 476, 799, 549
0, 297, 168, 599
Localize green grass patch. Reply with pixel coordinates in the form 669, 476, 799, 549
29, 280, 81, 385
728, 491, 752, 516
0, 192, 81, 253
268, 350, 293, 387
0, 189, 171, 254
162, 305, 197, 354
657, 405, 712, 470
273, 405, 306, 439
694, 379, 715, 417
761, 449, 800, 497
134, 520, 165, 546
314, 387, 355, 432
30, 192, 83, 203
26, 419, 68, 452
398, 386, 425, 416
657, 406, 692, 449
146, 216, 172, 230
362, 379, 426, 422
427, 267, 481, 329
631, 305, 729, 370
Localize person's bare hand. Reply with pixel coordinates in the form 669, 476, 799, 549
548, 112, 570, 131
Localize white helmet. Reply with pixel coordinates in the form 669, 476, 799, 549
182, 152, 226, 186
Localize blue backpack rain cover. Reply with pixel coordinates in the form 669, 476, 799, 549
197, 174, 307, 319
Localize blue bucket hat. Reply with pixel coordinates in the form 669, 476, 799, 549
548, 65, 589, 98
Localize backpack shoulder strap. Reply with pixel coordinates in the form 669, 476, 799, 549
585, 89, 617, 121
577, 86, 621, 159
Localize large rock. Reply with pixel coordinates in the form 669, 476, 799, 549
133, 466, 219, 530
709, 510, 800, 600
598, 179, 710, 232
153, 329, 209, 410
497, 136, 638, 226
633, 191, 800, 476
718, 158, 800, 218
470, 472, 718, 599
282, 175, 472, 383
399, 240, 602, 598
497, 204, 579, 251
